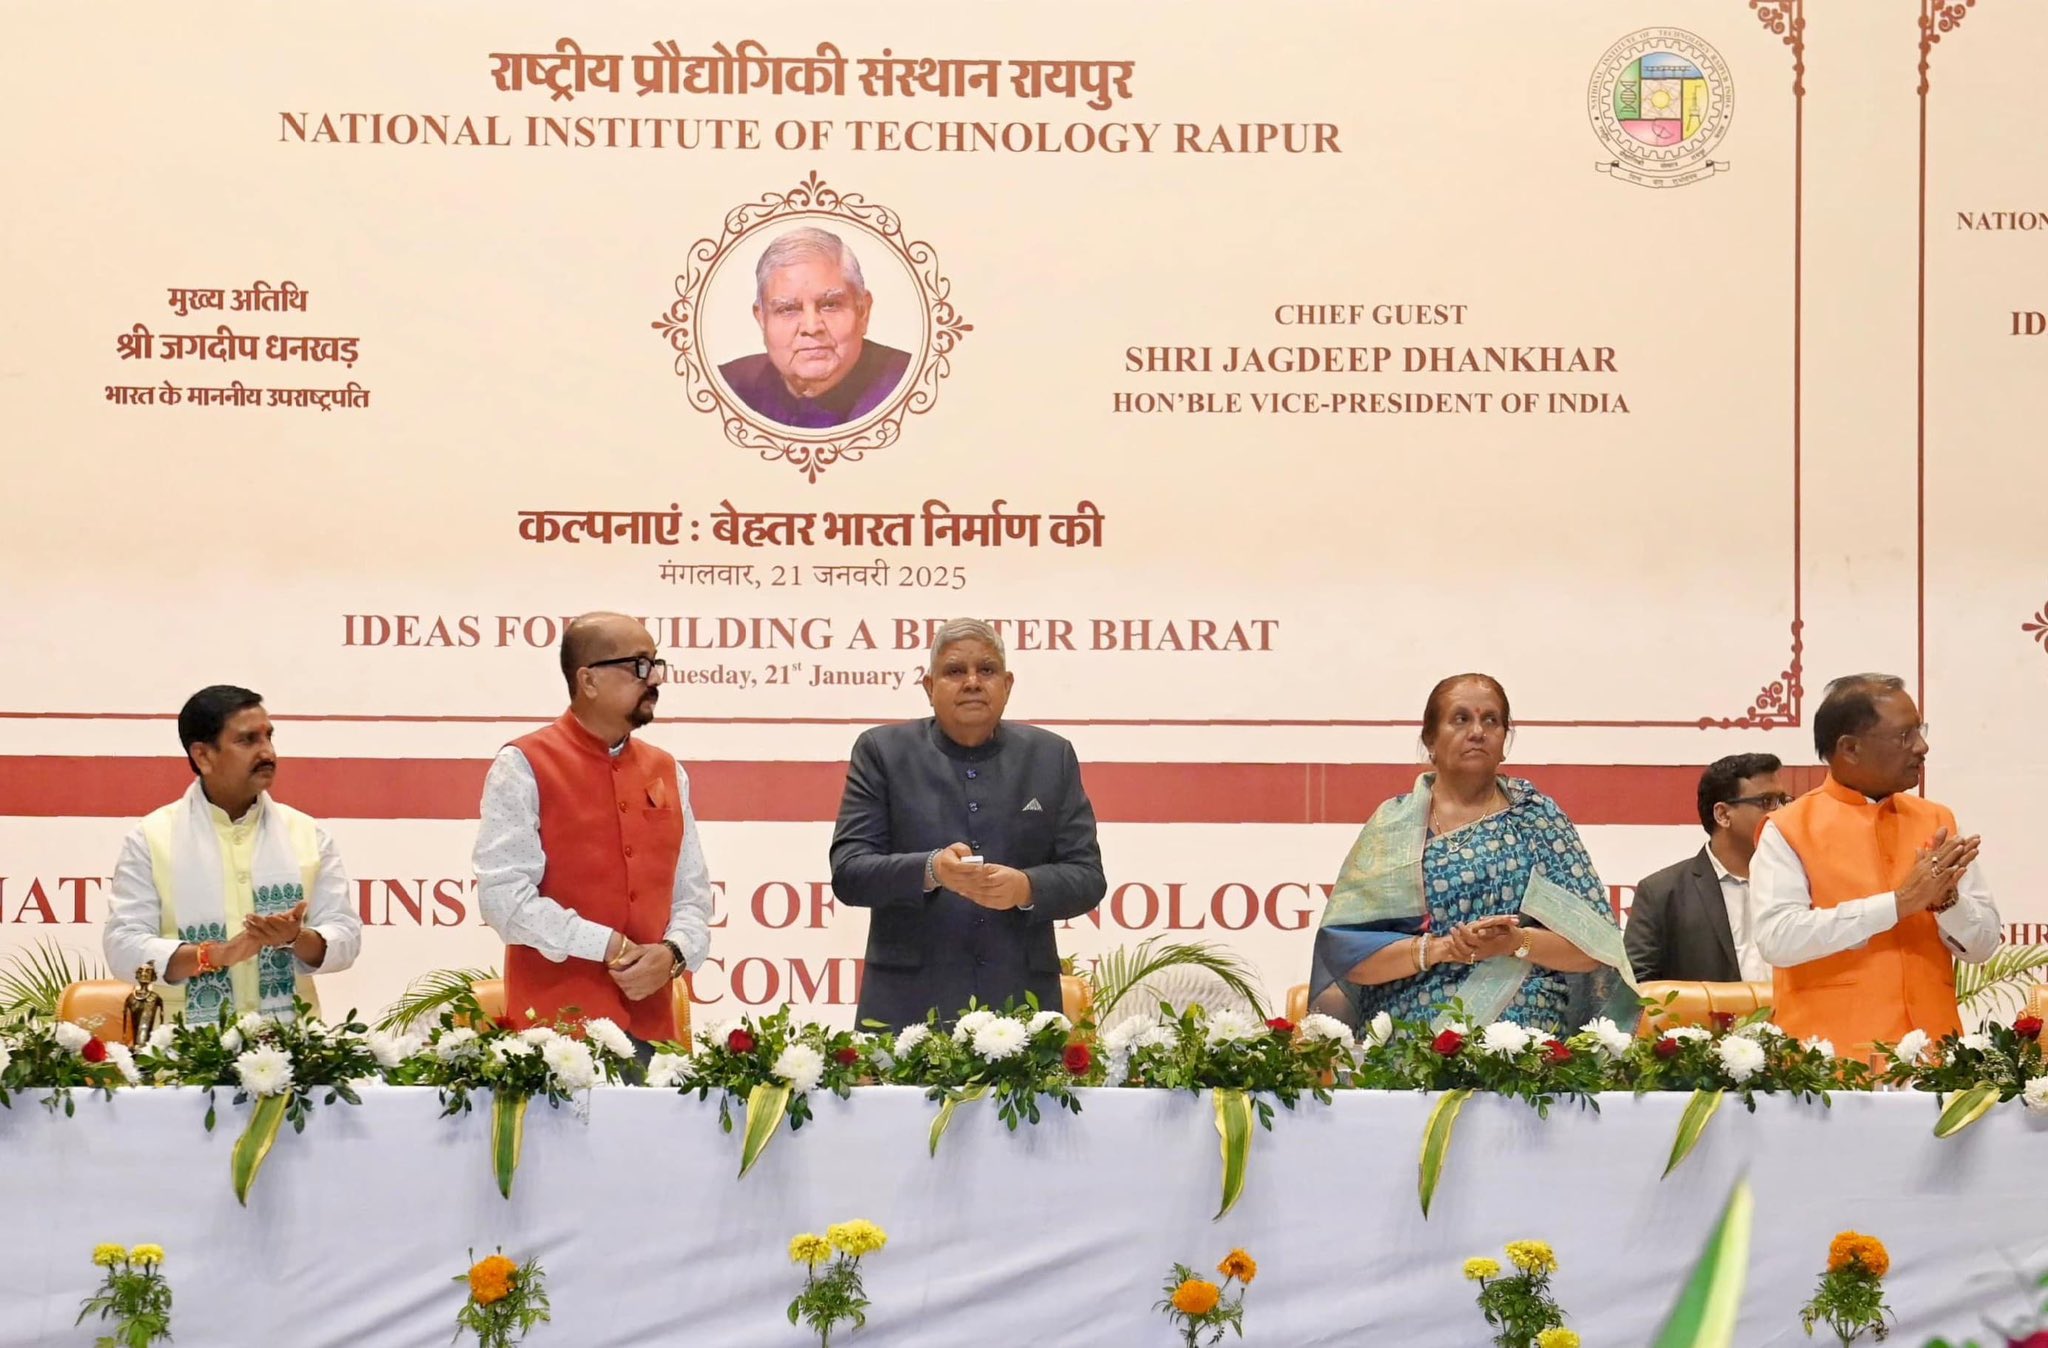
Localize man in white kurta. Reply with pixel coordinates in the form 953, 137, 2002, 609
103, 685, 360, 1027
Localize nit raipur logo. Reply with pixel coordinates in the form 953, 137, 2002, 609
1588, 28, 1732, 189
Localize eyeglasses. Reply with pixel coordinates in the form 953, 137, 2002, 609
1726, 792, 1795, 812
586, 656, 669, 683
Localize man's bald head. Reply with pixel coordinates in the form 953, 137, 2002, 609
559, 612, 652, 695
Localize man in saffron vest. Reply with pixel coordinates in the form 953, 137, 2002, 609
474, 613, 712, 1051
105, 685, 361, 1029
1752, 674, 1999, 1059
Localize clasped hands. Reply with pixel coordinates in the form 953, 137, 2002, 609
205, 900, 311, 968
1432, 913, 1523, 966
604, 932, 677, 1001
1896, 827, 1980, 917
931, 842, 1033, 911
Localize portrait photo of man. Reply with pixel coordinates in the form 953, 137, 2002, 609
717, 224, 913, 430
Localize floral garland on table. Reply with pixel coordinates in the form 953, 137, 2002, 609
875, 1000, 1092, 1156
0, 1019, 132, 1115
650, 1005, 867, 1176
133, 999, 383, 1204
406, 996, 636, 1198
1107, 1006, 1353, 1217
1875, 1013, 2048, 1138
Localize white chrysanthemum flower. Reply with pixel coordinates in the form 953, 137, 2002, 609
517, 1026, 559, 1047
345, 1075, 383, 1093
1478, 1022, 1535, 1057
1204, 1009, 1262, 1045
1579, 1017, 1634, 1058
1027, 1011, 1071, 1037
365, 1031, 414, 1070
1102, 1053, 1131, 1087
542, 1038, 598, 1092
583, 1018, 636, 1061
433, 1028, 481, 1062
700, 1019, 740, 1049
1298, 1013, 1353, 1044
1664, 1025, 1713, 1043
971, 1018, 1030, 1062
235, 1045, 294, 1098
645, 1053, 690, 1089
235, 1012, 270, 1039
218, 1028, 243, 1055
1734, 1020, 1787, 1042
893, 1024, 931, 1058
299, 1018, 331, 1041
1959, 1032, 1993, 1054
952, 1010, 998, 1043
145, 1024, 177, 1055
103, 1042, 141, 1086
1136, 1024, 1179, 1051
1716, 1035, 1767, 1084
1099, 1018, 1159, 1057
1802, 1037, 1836, 1061
2023, 1077, 2048, 1113
772, 1043, 826, 1094
53, 1022, 91, 1053
1894, 1029, 1930, 1063
1365, 1011, 1395, 1048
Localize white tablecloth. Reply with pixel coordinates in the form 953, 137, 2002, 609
3, 1087, 2044, 1346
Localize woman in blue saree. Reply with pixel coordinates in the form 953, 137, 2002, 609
1309, 674, 1637, 1031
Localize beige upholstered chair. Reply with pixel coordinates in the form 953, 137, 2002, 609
1635, 979, 1775, 1036
467, 975, 694, 1042
57, 979, 137, 1045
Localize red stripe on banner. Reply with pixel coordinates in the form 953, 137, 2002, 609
0, 758, 1827, 825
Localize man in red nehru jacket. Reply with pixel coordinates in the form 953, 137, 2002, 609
473, 612, 711, 1057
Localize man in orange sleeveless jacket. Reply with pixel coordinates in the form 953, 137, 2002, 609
1752, 673, 1999, 1060
473, 613, 712, 1055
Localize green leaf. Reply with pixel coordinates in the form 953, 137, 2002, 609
1663, 1089, 1726, 1179
1212, 1087, 1255, 1220
231, 1093, 290, 1205
1081, 938, 1268, 1020
1417, 1088, 1473, 1218
492, 1091, 529, 1198
928, 1084, 989, 1158
1934, 1083, 2002, 1139
739, 1082, 792, 1178
1650, 1176, 1754, 1347
0, 938, 106, 1025
1954, 943, 2048, 1018
375, 966, 499, 1032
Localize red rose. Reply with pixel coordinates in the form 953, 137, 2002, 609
833, 1046, 860, 1066
1654, 1036, 1682, 1059
1063, 1042, 1093, 1075
2015, 1015, 2044, 1041
1432, 1029, 1464, 1056
1543, 1039, 1572, 1065
82, 1037, 108, 1063
1709, 1012, 1736, 1033
493, 1016, 516, 1032
2005, 1332, 2048, 1347
1266, 1018, 1295, 1035
726, 1029, 757, 1054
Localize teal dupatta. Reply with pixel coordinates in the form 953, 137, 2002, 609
1308, 774, 1641, 1031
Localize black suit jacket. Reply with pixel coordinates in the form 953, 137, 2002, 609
828, 718, 1106, 1030
1624, 847, 1744, 983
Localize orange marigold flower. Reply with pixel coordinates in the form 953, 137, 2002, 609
1171, 1278, 1221, 1317
1217, 1250, 1258, 1285
469, 1254, 519, 1305
1826, 1232, 1890, 1278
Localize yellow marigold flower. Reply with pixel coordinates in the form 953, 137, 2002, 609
128, 1244, 166, 1267
91, 1243, 127, 1268
1826, 1231, 1889, 1278
1536, 1329, 1581, 1348
788, 1233, 832, 1266
827, 1219, 888, 1257
469, 1254, 519, 1306
1462, 1257, 1502, 1282
1171, 1278, 1222, 1317
1217, 1249, 1257, 1285
1505, 1240, 1559, 1275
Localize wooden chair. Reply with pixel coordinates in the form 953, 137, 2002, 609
1636, 979, 1776, 1036
1286, 983, 1309, 1025
1059, 973, 1093, 1027
57, 979, 138, 1045
468, 976, 694, 1043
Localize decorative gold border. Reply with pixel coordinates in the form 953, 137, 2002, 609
651, 171, 972, 483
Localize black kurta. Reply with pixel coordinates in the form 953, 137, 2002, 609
828, 718, 1107, 1030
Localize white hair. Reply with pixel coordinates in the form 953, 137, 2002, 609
927, 618, 1005, 672
754, 226, 868, 306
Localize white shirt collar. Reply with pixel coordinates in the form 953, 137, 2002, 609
1704, 842, 1743, 886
